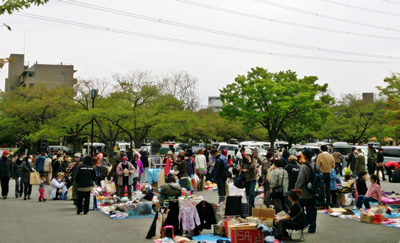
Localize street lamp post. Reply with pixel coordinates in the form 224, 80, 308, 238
91, 89, 97, 157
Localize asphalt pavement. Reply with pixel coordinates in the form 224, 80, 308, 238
0, 179, 399, 243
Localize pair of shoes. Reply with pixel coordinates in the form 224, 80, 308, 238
84, 212, 88, 215
3, 196, 7, 199
24, 197, 26, 200
16, 195, 19, 198
77, 212, 81, 215
43, 198, 47, 202
28, 196, 31, 200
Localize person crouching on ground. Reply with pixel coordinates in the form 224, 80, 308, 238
75, 155, 96, 215
273, 189, 307, 241
159, 173, 182, 205
49, 172, 67, 200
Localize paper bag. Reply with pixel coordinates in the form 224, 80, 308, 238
30, 172, 40, 185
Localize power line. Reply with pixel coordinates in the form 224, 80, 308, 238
177, 0, 400, 41
321, 0, 400, 17
255, 0, 400, 32
381, 0, 400, 6
56, 0, 400, 60
13, 13, 397, 64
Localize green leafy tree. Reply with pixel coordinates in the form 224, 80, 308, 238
0, 0, 49, 15
321, 93, 385, 144
220, 67, 332, 149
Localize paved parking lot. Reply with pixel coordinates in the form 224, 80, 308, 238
0, 179, 399, 243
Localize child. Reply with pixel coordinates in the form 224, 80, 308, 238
330, 168, 341, 207
39, 176, 47, 202
227, 155, 233, 166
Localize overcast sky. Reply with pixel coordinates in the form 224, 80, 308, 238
1, 0, 399, 106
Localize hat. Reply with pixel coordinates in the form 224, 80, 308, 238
301, 149, 314, 159
2, 150, 8, 155
166, 173, 175, 181
245, 149, 252, 155
288, 155, 297, 161
122, 156, 128, 161
167, 151, 173, 155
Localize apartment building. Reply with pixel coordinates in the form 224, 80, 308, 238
5, 54, 77, 91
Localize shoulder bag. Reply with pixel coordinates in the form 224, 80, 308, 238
234, 170, 246, 189
196, 156, 207, 175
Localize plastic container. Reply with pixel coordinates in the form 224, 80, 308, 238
264, 236, 275, 243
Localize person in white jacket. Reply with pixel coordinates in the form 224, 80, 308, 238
49, 173, 67, 200
195, 149, 207, 191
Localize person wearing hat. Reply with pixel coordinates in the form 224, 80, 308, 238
165, 151, 175, 176
116, 156, 136, 200
75, 155, 97, 214
242, 148, 257, 209
0, 150, 12, 199
159, 173, 181, 205
294, 148, 320, 233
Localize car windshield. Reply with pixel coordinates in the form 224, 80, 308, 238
220, 145, 237, 151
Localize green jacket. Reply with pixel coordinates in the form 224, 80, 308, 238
368, 151, 377, 167
159, 183, 181, 205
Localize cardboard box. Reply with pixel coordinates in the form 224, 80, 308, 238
360, 214, 374, 223
252, 205, 275, 220
224, 220, 240, 238
231, 228, 263, 243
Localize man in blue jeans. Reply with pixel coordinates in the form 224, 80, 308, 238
210, 149, 228, 203
295, 149, 321, 233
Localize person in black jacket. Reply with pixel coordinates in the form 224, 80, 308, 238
347, 147, 357, 178
285, 155, 300, 191
174, 154, 189, 190
0, 150, 12, 199
75, 155, 96, 215
52, 154, 62, 179
376, 148, 386, 181
356, 171, 368, 196
12, 155, 24, 198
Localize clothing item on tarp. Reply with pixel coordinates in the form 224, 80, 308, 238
148, 168, 160, 184
193, 201, 217, 235
163, 201, 182, 236
158, 168, 165, 187
225, 196, 242, 216
156, 207, 169, 238
179, 204, 201, 231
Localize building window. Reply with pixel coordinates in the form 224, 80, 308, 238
61, 73, 65, 79
29, 83, 34, 88
28, 72, 35, 78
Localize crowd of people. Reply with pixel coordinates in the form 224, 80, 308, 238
0, 143, 397, 240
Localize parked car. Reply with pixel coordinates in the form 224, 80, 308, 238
381, 146, 400, 164
47, 145, 73, 155
218, 144, 239, 159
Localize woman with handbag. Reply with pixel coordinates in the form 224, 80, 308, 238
242, 149, 257, 209
195, 149, 207, 191
21, 156, 35, 200
270, 159, 289, 214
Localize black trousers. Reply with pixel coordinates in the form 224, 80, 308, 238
23, 182, 32, 198
335, 163, 342, 176
323, 173, 331, 208
0, 177, 10, 197
15, 177, 24, 196
77, 191, 91, 214
385, 166, 393, 182
368, 166, 376, 177
273, 219, 304, 240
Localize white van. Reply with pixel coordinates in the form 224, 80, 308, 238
218, 144, 239, 159
83, 143, 106, 155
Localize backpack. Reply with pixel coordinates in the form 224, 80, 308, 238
304, 163, 324, 194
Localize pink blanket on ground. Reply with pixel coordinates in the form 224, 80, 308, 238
381, 196, 400, 205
